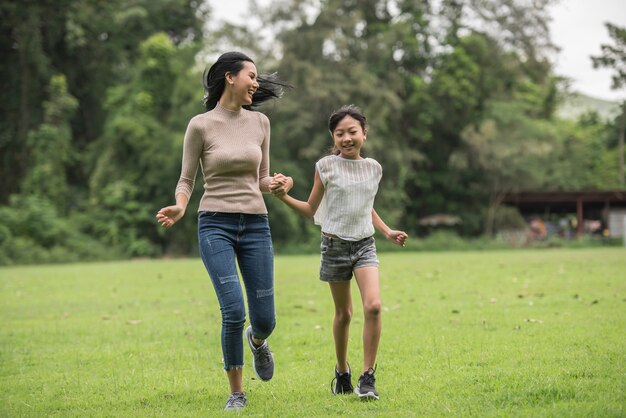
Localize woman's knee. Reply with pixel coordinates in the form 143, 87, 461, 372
251, 316, 276, 340
222, 305, 246, 329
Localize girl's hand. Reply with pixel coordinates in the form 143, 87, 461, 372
271, 173, 293, 197
156, 205, 185, 228
386, 230, 408, 247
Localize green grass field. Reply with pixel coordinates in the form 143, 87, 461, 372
1, 248, 625, 417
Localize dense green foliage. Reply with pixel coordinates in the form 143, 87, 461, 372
0, 1, 623, 264
591, 22, 626, 187
1, 249, 625, 415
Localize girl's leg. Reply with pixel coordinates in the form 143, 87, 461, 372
328, 281, 353, 372
353, 266, 381, 372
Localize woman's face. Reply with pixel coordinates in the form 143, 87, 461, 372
332, 115, 367, 160
227, 61, 259, 106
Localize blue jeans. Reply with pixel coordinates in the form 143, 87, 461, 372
198, 211, 276, 370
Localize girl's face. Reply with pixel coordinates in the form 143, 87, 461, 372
227, 61, 259, 106
332, 115, 367, 160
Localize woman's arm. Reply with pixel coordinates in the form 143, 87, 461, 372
258, 113, 273, 193
157, 193, 189, 228
156, 118, 201, 228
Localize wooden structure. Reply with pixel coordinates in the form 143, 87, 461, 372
502, 191, 626, 236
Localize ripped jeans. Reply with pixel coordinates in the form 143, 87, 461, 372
198, 211, 276, 370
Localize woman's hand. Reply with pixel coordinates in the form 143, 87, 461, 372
386, 230, 408, 247
156, 205, 185, 228
270, 173, 293, 197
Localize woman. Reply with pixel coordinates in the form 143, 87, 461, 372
156, 51, 291, 411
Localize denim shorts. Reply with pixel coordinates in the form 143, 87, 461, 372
319, 234, 379, 282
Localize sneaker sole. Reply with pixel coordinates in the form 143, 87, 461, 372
355, 390, 379, 400
332, 388, 354, 395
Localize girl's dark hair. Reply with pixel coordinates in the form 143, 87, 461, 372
328, 105, 368, 155
202, 51, 289, 111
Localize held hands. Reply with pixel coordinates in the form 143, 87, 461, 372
156, 205, 185, 228
386, 230, 408, 247
270, 172, 293, 198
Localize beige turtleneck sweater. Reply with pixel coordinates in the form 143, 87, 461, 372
174, 103, 273, 214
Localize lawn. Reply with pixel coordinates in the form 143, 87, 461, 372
1, 248, 625, 417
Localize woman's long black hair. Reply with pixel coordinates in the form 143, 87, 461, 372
202, 51, 289, 111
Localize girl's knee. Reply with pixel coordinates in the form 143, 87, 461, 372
335, 308, 352, 326
364, 300, 381, 317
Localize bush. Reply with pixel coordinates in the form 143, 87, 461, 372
494, 205, 527, 230
0, 194, 120, 265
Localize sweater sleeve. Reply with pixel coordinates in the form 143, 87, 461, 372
258, 112, 272, 192
174, 117, 203, 200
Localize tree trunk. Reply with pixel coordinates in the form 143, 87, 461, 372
619, 102, 625, 188
485, 191, 505, 237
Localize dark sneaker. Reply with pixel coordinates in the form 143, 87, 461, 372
355, 367, 379, 400
224, 392, 246, 410
245, 326, 274, 381
331, 365, 353, 394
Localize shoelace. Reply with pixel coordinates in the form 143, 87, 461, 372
226, 392, 246, 408
331, 368, 352, 393
360, 367, 376, 387
331, 376, 351, 393
256, 345, 272, 365
338, 373, 352, 387
361, 372, 375, 387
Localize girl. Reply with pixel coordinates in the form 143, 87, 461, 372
156, 52, 292, 411
271, 105, 407, 400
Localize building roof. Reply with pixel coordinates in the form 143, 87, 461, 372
503, 190, 626, 204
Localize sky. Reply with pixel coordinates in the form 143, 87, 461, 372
208, 0, 626, 102
549, 0, 626, 102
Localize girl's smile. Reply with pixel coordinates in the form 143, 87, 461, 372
332, 115, 367, 160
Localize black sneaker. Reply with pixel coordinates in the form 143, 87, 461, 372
355, 367, 379, 400
245, 326, 274, 381
224, 391, 246, 410
331, 365, 353, 394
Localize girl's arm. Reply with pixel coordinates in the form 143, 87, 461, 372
275, 168, 325, 219
372, 209, 408, 247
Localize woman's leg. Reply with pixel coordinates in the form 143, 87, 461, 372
328, 281, 353, 373
353, 266, 381, 372
198, 213, 246, 393
236, 214, 276, 381
237, 215, 276, 341
226, 368, 243, 393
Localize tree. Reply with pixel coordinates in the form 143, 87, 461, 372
456, 101, 554, 236
251, 0, 430, 239
234, 0, 561, 236
21, 75, 78, 211
592, 23, 626, 187
87, 33, 201, 257
0, 0, 206, 204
